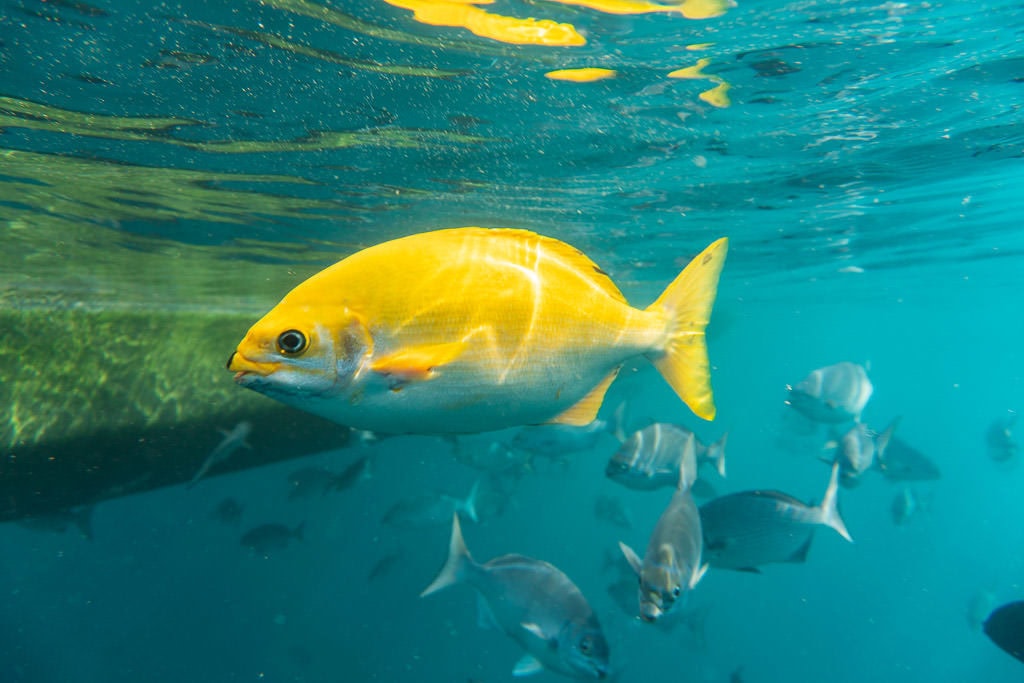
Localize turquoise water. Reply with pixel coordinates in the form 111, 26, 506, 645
2, 0, 1024, 681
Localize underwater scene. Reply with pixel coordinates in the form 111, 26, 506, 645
2, 0, 1024, 681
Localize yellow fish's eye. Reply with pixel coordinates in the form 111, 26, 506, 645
277, 330, 307, 356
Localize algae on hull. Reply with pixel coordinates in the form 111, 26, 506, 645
0, 307, 352, 523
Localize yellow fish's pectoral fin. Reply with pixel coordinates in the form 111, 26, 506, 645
370, 342, 466, 388
546, 367, 620, 426
645, 237, 728, 421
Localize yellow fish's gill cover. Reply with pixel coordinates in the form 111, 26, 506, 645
228, 227, 727, 434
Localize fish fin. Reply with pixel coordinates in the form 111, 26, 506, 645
735, 567, 762, 574
546, 367, 620, 426
513, 653, 545, 677
292, 521, 305, 541
521, 622, 550, 641
618, 541, 643, 576
690, 563, 709, 589
461, 479, 481, 524
819, 462, 853, 543
369, 342, 466, 385
644, 238, 728, 421
788, 535, 814, 563
421, 513, 473, 597
494, 228, 628, 303
477, 595, 499, 630
874, 416, 901, 460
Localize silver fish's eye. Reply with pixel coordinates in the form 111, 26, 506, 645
672, 586, 682, 598
579, 636, 592, 654
277, 330, 307, 355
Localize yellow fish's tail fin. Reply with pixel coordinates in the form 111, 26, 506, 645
644, 237, 728, 421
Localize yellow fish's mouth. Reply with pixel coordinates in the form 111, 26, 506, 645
226, 350, 279, 381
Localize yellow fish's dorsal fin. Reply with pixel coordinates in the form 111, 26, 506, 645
546, 367, 620, 426
369, 342, 466, 386
645, 237, 728, 421
470, 227, 628, 305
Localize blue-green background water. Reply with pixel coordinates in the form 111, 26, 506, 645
2, 0, 1024, 680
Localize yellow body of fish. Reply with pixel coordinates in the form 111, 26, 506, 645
228, 228, 727, 434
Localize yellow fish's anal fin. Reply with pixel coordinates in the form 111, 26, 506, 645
546, 367, 620, 426
645, 237, 728, 421
370, 342, 466, 387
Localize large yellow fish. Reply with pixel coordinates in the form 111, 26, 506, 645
227, 228, 727, 434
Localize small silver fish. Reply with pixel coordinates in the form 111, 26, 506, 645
367, 550, 405, 582
240, 521, 304, 556
699, 462, 852, 573
188, 421, 253, 489
508, 420, 613, 457
456, 440, 532, 475
594, 494, 632, 529
211, 497, 244, 525
828, 417, 899, 487
986, 410, 1018, 462
876, 435, 942, 481
382, 480, 480, 529
786, 362, 872, 424
605, 423, 701, 491
332, 455, 373, 492
619, 434, 706, 623
422, 515, 610, 679
890, 487, 927, 526
287, 467, 341, 500
288, 456, 372, 500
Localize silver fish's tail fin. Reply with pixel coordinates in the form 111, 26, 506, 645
708, 431, 728, 478
461, 479, 481, 524
292, 521, 306, 541
644, 238, 728, 422
874, 416, 901, 462
421, 513, 473, 598
819, 462, 853, 543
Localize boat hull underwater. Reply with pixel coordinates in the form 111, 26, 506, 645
0, 307, 352, 524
